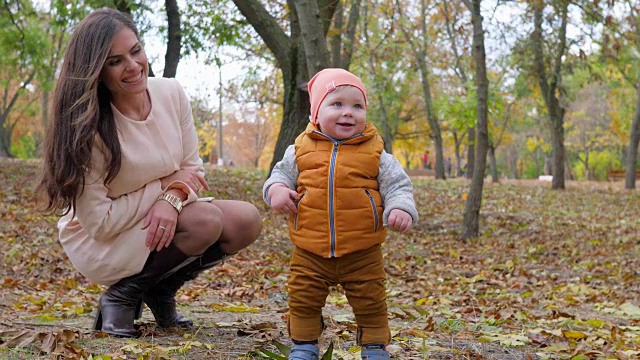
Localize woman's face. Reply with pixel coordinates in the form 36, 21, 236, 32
100, 27, 148, 99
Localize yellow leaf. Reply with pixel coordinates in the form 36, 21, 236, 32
562, 330, 587, 339
415, 297, 428, 306
210, 302, 260, 313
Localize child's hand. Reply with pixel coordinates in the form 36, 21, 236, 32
388, 209, 413, 233
268, 184, 300, 214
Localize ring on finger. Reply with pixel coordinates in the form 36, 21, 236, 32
158, 225, 166, 231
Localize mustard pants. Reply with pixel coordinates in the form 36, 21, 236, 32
287, 245, 391, 345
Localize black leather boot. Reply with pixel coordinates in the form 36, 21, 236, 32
93, 244, 192, 337
143, 241, 229, 328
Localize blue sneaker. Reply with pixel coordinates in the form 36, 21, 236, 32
361, 344, 390, 360
289, 343, 320, 360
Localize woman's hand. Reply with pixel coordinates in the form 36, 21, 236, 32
142, 200, 179, 251
388, 209, 413, 233
161, 169, 209, 193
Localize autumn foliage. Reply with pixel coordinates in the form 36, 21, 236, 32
1, 159, 640, 359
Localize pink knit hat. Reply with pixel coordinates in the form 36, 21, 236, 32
308, 68, 367, 124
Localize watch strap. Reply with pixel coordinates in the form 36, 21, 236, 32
157, 193, 183, 214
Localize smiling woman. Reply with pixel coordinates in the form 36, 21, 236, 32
36, 8, 262, 339
100, 28, 150, 121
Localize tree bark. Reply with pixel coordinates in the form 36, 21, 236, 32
416, 54, 445, 179
376, 91, 394, 153
397, 0, 445, 178
625, 82, 640, 189
113, 0, 132, 14
532, 0, 568, 189
35, 89, 50, 156
329, 1, 343, 67
461, 0, 489, 240
0, 71, 35, 158
453, 130, 466, 177
340, 0, 361, 69
232, 0, 338, 174
442, 0, 472, 180
326, 0, 360, 68
293, 0, 331, 75
163, 0, 181, 78
489, 145, 498, 182
583, 149, 590, 180
466, 126, 475, 179
0, 116, 11, 156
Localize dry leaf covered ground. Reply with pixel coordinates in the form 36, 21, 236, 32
1, 158, 640, 359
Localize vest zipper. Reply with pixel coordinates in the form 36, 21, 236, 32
329, 144, 338, 257
364, 189, 379, 232
312, 130, 364, 258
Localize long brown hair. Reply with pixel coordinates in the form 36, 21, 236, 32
37, 8, 140, 215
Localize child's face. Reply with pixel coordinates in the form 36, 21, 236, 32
315, 86, 366, 140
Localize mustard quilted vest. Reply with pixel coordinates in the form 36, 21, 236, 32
290, 122, 387, 258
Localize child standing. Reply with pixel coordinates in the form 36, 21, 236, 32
263, 68, 418, 360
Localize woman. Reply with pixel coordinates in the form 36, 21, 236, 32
37, 8, 262, 338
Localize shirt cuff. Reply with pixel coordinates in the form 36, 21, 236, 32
163, 180, 198, 206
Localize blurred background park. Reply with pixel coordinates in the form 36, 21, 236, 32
1, 0, 638, 182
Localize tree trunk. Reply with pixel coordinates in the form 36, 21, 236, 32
415, 55, 444, 179
466, 126, 475, 179
0, 113, 11, 157
625, 83, 640, 189
293, 0, 331, 74
113, 0, 131, 13
583, 149, 590, 180
532, 1, 567, 189
375, 90, 394, 153
453, 130, 464, 177
0, 70, 35, 158
442, 0, 473, 180
163, 0, 181, 78
396, 0, 444, 178
535, 148, 540, 177
340, 0, 360, 69
35, 89, 50, 157
232, 0, 305, 173
269, 0, 312, 173
329, 1, 343, 67
489, 145, 498, 182
233, 0, 338, 174
461, 0, 489, 240
550, 115, 566, 187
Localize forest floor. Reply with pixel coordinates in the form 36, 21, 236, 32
1, 158, 640, 359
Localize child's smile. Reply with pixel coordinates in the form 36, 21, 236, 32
315, 86, 366, 140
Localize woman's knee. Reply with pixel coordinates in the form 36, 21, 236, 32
216, 201, 262, 252
176, 204, 224, 253
238, 203, 262, 242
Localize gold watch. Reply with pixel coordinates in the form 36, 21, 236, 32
157, 193, 183, 214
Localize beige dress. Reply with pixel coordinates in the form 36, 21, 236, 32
58, 77, 202, 285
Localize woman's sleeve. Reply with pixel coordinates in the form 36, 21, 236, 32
74, 146, 163, 242
163, 80, 203, 204
177, 80, 204, 176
